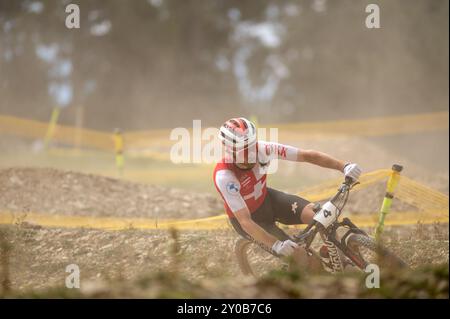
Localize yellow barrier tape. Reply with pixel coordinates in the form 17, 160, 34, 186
0, 211, 228, 231
298, 169, 392, 202
123, 111, 449, 149
0, 169, 447, 230
0, 114, 112, 151
2, 111, 448, 154
0, 210, 447, 231
397, 176, 449, 211
297, 169, 448, 212
276, 111, 449, 140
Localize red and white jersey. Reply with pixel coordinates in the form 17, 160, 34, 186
213, 141, 299, 218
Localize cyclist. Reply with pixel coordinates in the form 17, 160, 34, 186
213, 117, 362, 258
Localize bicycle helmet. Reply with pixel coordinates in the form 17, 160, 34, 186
219, 117, 257, 165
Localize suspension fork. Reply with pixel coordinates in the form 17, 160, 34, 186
322, 224, 369, 271
328, 230, 369, 270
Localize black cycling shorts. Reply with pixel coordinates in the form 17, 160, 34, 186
229, 188, 311, 241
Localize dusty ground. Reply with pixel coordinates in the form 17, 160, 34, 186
0, 223, 447, 298
0, 167, 223, 219
0, 168, 448, 298
0, 166, 438, 220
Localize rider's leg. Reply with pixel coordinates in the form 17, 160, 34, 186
266, 188, 313, 225
266, 188, 323, 271
299, 203, 315, 224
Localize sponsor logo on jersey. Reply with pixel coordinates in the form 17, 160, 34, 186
277, 146, 287, 158
226, 181, 240, 195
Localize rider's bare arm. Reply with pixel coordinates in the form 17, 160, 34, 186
297, 149, 346, 172
234, 207, 278, 248
259, 142, 344, 172
260, 141, 360, 180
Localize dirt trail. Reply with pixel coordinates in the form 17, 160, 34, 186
0, 167, 223, 219
0, 224, 447, 297
0, 167, 448, 297
0, 167, 440, 220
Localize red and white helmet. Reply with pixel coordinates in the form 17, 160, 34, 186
219, 117, 257, 163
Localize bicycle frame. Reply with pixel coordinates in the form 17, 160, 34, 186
293, 178, 372, 272
235, 177, 406, 277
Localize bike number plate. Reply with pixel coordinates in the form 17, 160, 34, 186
313, 201, 338, 228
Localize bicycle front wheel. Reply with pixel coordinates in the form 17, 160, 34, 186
346, 234, 407, 269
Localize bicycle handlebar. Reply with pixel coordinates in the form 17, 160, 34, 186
294, 177, 355, 244
344, 175, 355, 186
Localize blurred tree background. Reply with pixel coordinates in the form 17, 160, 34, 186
0, 0, 448, 130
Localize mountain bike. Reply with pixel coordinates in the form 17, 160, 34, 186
235, 176, 407, 277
